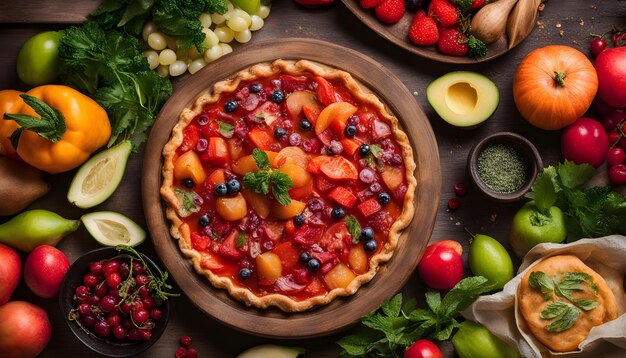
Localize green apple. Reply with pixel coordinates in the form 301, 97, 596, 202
509, 201, 567, 258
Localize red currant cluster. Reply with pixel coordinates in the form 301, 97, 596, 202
447, 182, 467, 211
590, 26, 626, 57
600, 108, 626, 184
70, 257, 164, 342
175, 335, 198, 358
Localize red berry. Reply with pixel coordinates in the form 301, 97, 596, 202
175, 347, 188, 358
375, 0, 405, 24
453, 182, 467, 197
109, 287, 122, 300
150, 307, 163, 320
187, 348, 199, 358
428, 0, 459, 28
106, 313, 121, 327
607, 147, 626, 166
447, 197, 460, 210
89, 261, 103, 275
607, 130, 621, 146
87, 295, 100, 306
608, 164, 626, 185
77, 303, 92, 316
132, 308, 150, 324
590, 37, 607, 56
135, 274, 150, 286
141, 329, 152, 341
102, 259, 121, 275
180, 335, 193, 347
106, 272, 122, 288
94, 320, 111, 338
602, 109, 626, 131
128, 328, 143, 341
112, 325, 127, 340
138, 286, 151, 299
100, 295, 117, 312
122, 318, 134, 329
359, 0, 382, 9
467, 0, 485, 11
83, 273, 100, 287
142, 296, 156, 310
81, 314, 96, 328
94, 282, 108, 297
75, 285, 90, 301
437, 28, 469, 56
119, 262, 131, 279
132, 261, 145, 275
120, 301, 133, 314
409, 11, 439, 46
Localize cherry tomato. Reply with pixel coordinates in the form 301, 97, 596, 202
590, 37, 607, 57
404, 340, 443, 358
607, 130, 621, 147
608, 164, 626, 185
417, 240, 463, 290
607, 147, 626, 166
561, 117, 609, 168
16, 31, 62, 86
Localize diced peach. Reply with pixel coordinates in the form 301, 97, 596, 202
241, 188, 271, 219
174, 150, 207, 185
302, 104, 321, 125
231, 151, 279, 175
247, 127, 275, 151
272, 199, 306, 220
289, 179, 313, 200
228, 138, 245, 161
278, 162, 312, 188
256, 251, 282, 285
201, 137, 230, 166
381, 165, 404, 191
323, 262, 356, 290
340, 138, 361, 156
216, 193, 247, 221
315, 102, 357, 136
207, 168, 226, 186
200, 252, 224, 271
306, 276, 326, 296
275, 146, 310, 168
348, 245, 368, 274
285, 90, 322, 121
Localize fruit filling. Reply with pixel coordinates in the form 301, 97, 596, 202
171, 73, 409, 301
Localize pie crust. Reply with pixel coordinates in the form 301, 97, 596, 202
161, 59, 417, 312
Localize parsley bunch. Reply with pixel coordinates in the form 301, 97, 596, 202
243, 149, 293, 205
337, 276, 493, 357
529, 160, 626, 241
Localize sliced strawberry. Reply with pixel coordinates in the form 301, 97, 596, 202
200, 252, 224, 271
293, 225, 324, 247
328, 186, 358, 208
201, 137, 230, 166
358, 198, 382, 218
319, 156, 359, 181
247, 126, 275, 151
218, 230, 246, 260
272, 241, 301, 273
191, 232, 210, 251
181, 125, 201, 152
314, 76, 337, 106
280, 75, 309, 93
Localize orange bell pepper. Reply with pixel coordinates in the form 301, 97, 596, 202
0, 90, 25, 159
2, 85, 111, 173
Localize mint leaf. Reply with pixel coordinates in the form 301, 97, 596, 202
217, 121, 234, 138
573, 299, 599, 311
438, 276, 492, 318
433, 320, 458, 341
545, 304, 580, 333
345, 215, 362, 244
270, 171, 293, 206
540, 301, 569, 319
370, 144, 382, 158
337, 333, 377, 357
251, 148, 270, 169
532, 172, 557, 214
382, 293, 403, 318
243, 170, 270, 195
174, 189, 200, 217
557, 160, 595, 189
529, 271, 555, 300
425, 291, 441, 313
235, 232, 247, 249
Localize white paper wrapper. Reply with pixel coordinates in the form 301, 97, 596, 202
462, 235, 626, 358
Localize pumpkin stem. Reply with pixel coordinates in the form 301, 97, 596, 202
553, 71, 567, 87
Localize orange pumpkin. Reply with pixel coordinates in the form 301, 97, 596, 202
513, 45, 598, 130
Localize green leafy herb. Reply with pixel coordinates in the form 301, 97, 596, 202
529, 160, 626, 241
544, 303, 580, 333
451, 0, 473, 11
529, 271, 555, 300
467, 35, 488, 58
243, 148, 293, 206
370, 144, 382, 158
337, 276, 493, 357
174, 189, 200, 217
58, 22, 172, 151
235, 232, 248, 249
4, 94, 67, 149
90, 0, 228, 51
345, 215, 362, 244
540, 301, 569, 319
218, 121, 234, 138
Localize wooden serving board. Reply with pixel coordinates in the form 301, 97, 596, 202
0, 1, 100, 24
142, 38, 441, 339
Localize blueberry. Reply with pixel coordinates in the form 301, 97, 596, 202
274, 127, 287, 139
364, 239, 378, 253
183, 178, 194, 188
214, 183, 228, 196
299, 252, 310, 263
224, 99, 238, 113
198, 214, 210, 228
331, 207, 346, 219
306, 258, 321, 271
294, 214, 305, 226
250, 82, 262, 93
360, 227, 374, 241
344, 125, 357, 137
359, 144, 371, 157
378, 192, 391, 205
271, 90, 285, 103
299, 118, 312, 131
226, 179, 241, 195
239, 268, 252, 280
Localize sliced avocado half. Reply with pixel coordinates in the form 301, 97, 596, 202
81, 211, 146, 247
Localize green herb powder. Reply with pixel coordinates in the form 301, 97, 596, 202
477, 143, 526, 193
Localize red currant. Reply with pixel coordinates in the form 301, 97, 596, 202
82, 314, 97, 328
100, 295, 117, 312
180, 335, 193, 347
138, 286, 150, 299
74, 285, 90, 301
135, 274, 150, 286
608, 164, 626, 185
94, 282, 108, 297
132, 261, 146, 274
106, 272, 122, 288
453, 182, 467, 197
142, 296, 156, 310
590, 37, 607, 56
94, 320, 111, 338
132, 308, 150, 324
106, 313, 121, 327
607, 147, 626, 166
77, 303, 92, 316
447, 198, 460, 211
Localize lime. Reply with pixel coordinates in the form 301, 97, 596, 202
233, 0, 260, 14
67, 141, 131, 209
81, 211, 146, 247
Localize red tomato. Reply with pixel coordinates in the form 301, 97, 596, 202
561, 117, 609, 168
417, 240, 463, 290
404, 340, 443, 358
595, 46, 626, 107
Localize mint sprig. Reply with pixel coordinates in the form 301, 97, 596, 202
345, 215, 362, 244
243, 148, 293, 206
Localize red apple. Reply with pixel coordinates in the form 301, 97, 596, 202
0, 243, 21, 305
24, 245, 69, 298
417, 240, 464, 290
0, 301, 51, 358
595, 46, 626, 107
561, 117, 609, 168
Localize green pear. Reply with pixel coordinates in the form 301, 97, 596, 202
468, 233, 514, 290
0, 210, 79, 252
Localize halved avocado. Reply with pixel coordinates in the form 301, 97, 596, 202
426, 71, 499, 128
81, 211, 146, 247
67, 141, 132, 209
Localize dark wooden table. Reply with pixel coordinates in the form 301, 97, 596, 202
1, 1, 624, 357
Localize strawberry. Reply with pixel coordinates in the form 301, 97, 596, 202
359, 0, 382, 9
468, 0, 485, 11
450, 0, 484, 12
409, 10, 439, 46
428, 0, 459, 28
437, 28, 469, 56
375, 0, 405, 24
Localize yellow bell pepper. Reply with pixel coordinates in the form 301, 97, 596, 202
0, 90, 24, 159
2, 85, 111, 173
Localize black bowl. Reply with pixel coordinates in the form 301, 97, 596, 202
59, 247, 171, 357
467, 132, 543, 203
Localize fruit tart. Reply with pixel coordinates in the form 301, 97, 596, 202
161, 59, 416, 312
